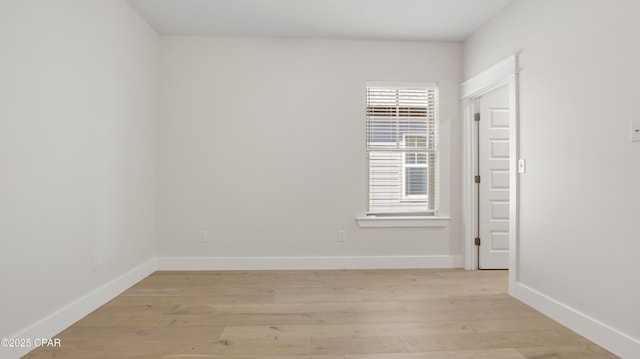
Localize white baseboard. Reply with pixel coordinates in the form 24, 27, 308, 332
156, 255, 463, 271
7, 259, 156, 359
515, 282, 640, 359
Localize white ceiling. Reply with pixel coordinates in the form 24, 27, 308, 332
126, 0, 513, 42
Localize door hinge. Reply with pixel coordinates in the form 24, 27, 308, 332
474, 113, 481, 121
475, 237, 481, 246
474, 175, 481, 184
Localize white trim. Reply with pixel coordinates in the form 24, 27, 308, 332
461, 97, 478, 270
515, 283, 640, 359
507, 74, 520, 293
460, 55, 518, 99
157, 255, 462, 271
462, 100, 475, 270
355, 216, 450, 228
7, 258, 156, 359
460, 54, 519, 294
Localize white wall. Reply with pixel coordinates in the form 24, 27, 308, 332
0, 0, 157, 342
158, 37, 462, 267
464, 0, 640, 355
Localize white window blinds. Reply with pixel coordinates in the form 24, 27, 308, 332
366, 82, 439, 215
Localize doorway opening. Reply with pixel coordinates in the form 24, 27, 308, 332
461, 55, 519, 295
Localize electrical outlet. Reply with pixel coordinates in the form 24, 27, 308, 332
337, 230, 346, 242
93, 252, 102, 270
198, 230, 207, 243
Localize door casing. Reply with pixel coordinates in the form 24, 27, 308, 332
460, 54, 519, 296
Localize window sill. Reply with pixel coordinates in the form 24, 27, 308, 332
355, 216, 450, 228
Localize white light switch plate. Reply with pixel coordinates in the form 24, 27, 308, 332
518, 159, 526, 174
632, 121, 640, 142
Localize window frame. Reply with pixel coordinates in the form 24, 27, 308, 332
365, 81, 439, 217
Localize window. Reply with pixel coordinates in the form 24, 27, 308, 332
366, 82, 438, 215
403, 134, 428, 198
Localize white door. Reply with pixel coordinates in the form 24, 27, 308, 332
478, 85, 510, 269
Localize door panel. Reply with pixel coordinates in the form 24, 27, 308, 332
478, 86, 510, 269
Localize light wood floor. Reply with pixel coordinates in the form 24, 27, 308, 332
24, 269, 617, 358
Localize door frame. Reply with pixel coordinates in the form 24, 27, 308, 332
460, 54, 519, 295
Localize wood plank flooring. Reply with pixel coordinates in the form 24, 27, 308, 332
23, 269, 617, 358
